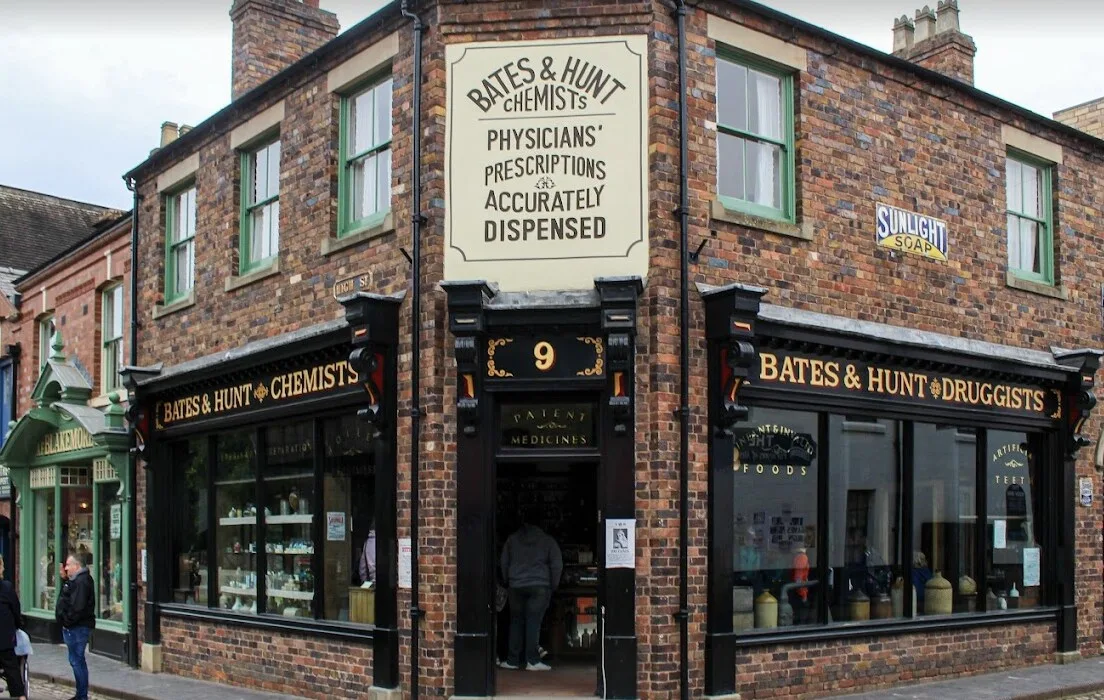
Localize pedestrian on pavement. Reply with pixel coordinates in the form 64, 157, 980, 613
0, 556, 27, 700
56, 553, 95, 700
498, 509, 562, 672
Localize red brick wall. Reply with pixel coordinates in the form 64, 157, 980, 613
230, 0, 338, 100
131, 0, 1104, 697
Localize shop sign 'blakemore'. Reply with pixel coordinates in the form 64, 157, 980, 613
445, 36, 648, 291
875, 203, 948, 262
754, 349, 1061, 419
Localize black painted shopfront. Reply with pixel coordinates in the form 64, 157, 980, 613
138, 293, 403, 688
701, 283, 1101, 696
444, 277, 641, 699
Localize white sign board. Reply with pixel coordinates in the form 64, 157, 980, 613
326, 512, 346, 541
605, 518, 635, 569
1080, 477, 1093, 507
398, 537, 412, 589
993, 519, 1006, 549
1023, 547, 1040, 587
445, 36, 649, 291
141, 549, 147, 583
109, 503, 122, 540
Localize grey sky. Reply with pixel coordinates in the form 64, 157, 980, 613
1, 0, 1101, 210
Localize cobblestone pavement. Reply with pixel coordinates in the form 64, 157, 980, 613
24, 676, 109, 699
1067, 694, 1104, 700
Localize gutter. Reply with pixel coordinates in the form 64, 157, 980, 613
123, 177, 140, 668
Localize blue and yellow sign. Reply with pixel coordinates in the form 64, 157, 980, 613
875, 203, 948, 261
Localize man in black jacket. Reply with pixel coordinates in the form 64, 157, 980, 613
56, 554, 95, 700
0, 556, 26, 700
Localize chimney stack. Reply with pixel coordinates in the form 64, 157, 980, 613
230, 0, 339, 100
160, 121, 180, 148
1054, 97, 1104, 140
892, 0, 977, 85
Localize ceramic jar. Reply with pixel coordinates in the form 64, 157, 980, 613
732, 586, 755, 631
754, 591, 778, 629
925, 571, 953, 615
957, 574, 977, 612
848, 588, 870, 621
871, 591, 893, 619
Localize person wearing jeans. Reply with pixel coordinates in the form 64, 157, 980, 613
56, 554, 95, 700
499, 511, 562, 672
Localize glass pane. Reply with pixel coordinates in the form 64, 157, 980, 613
1007, 213, 1021, 270
111, 287, 124, 338
351, 158, 366, 221
987, 431, 1042, 610
322, 415, 377, 623
716, 59, 748, 131
374, 79, 393, 147
1005, 158, 1022, 212
184, 187, 196, 238
267, 200, 280, 256
265, 421, 315, 619
353, 89, 373, 154
745, 140, 782, 209
828, 416, 903, 623
718, 132, 745, 201
250, 207, 266, 262
732, 407, 819, 630
62, 479, 93, 578
34, 490, 56, 609
252, 148, 268, 203
98, 482, 124, 622
377, 148, 391, 215
748, 69, 782, 140
174, 246, 191, 295
266, 141, 281, 197
361, 154, 378, 221
1020, 218, 1039, 274
1022, 163, 1040, 218
912, 423, 978, 617
170, 437, 208, 606
186, 240, 195, 290
215, 430, 257, 615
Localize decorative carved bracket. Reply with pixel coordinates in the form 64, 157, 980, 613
442, 281, 496, 438
597, 277, 644, 437
701, 283, 767, 436
1054, 349, 1102, 459
339, 291, 404, 434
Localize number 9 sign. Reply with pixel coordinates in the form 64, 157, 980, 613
533, 341, 556, 371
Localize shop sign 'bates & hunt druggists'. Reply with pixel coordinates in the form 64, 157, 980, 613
445, 37, 648, 290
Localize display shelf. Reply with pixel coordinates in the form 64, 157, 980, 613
266, 514, 313, 525
265, 473, 313, 482
213, 477, 255, 486
219, 516, 258, 526
269, 549, 314, 555
265, 588, 314, 601
220, 586, 257, 597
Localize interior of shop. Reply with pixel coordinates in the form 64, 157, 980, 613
495, 460, 599, 696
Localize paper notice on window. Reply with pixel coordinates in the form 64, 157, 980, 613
326, 512, 346, 541
1023, 547, 1041, 587
606, 519, 635, 569
399, 537, 412, 589
993, 519, 1007, 549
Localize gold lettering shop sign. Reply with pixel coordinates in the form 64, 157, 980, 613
500, 403, 596, 449
36, 427, 95, 457
155, 359, 361, 430
444, 36, 649, 291
756, 350, 1061, 419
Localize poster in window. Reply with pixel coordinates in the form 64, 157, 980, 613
109, 503, 122, 540
1023, 547, 1040, 587
326, 512, 346, 542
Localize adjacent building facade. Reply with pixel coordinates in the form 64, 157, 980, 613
120, 0, 1104, 698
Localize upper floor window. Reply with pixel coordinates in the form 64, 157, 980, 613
102, 285, 124, 394
165, 185, 196, 302
241, 139, 281, 272
716, 53, 795, 222
1006, 153, 1053, 284
340, 76, 393, 236
37, 315, 55, 370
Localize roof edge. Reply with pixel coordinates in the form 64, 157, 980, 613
14, 212, 133, 289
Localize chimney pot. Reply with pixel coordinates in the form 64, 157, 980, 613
892, 15, 915, 54
179, 124, 194, 136
160, 121, 179, 148
936, 0, 961, 34
914, 5, 937, 42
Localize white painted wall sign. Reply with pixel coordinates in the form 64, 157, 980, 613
445, 36, 649, 291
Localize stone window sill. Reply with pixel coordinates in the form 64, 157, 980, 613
322, 212, 395, 256
1005, 272, 1067, 300
711, 200, 812, 241
152, 290, 196, 320
225, 260, 281, 292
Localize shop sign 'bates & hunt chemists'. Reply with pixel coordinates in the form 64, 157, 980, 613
445, 37, 648, 291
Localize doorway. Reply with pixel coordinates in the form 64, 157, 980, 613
494, 460, 600, 697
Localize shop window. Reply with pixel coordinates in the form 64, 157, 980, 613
32, 486, 56, 610
1006, 153, 1054, 284
164, 184, 196, 302
264, 421, 315, 619
215, 429, 258, 615
97, 480, 124, 622
37, 314, 55, 370
339, 75, 393, 236
986, 430, 1042, 610
240, 138, 281, 273
732, 407, 818, 630
321, 415, 376, 623
716, 52, 795, 223
101, 285, 124, 394
828, 416, 903, 624
170, 438, 209, 607
912, 423, 978, 617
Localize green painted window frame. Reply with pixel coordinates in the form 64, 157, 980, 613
163, 184, 196, 303
101, 285, 124, 394
37, 315, 54, 370
1005, 150, 1054, 285
239, 138, 281, 274
715, 49, 796, 223
338, 73, 393, 237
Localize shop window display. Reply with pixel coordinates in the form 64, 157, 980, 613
322, 415, 375, 623
264, 421, 315, 619
170, 438, 209, 606
33, 489, 56, 610
98, 481, 124, 622
986, 430, 1042, 610
732, 407, 819, 630
215, 430, 258, 615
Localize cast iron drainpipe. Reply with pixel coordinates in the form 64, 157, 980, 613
123, 176, 140, 667
399, 1, 426, 697
675, 1, 691, 698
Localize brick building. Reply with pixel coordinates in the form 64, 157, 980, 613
0, 202, 134, 662
122, 0, 1104, 698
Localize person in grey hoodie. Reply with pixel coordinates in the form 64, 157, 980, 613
499, 512, 562, 671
